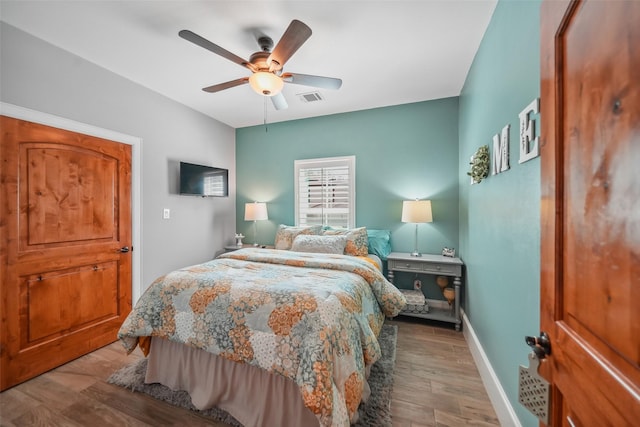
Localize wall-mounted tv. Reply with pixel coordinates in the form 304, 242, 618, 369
179, 161, 229, 197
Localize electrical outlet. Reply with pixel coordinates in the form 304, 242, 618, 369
163, 208, 170, 219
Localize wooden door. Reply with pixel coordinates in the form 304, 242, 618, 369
0, 116, 132, 390
540, 0, 639, 425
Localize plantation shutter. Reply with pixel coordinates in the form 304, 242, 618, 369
295, 156, 355, 228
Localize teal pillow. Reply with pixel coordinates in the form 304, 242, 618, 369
367, 229, 391, 259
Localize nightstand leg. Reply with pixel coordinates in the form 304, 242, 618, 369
388, 270, 395, 284
454, 276, 461, 331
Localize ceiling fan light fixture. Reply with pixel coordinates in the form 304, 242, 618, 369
249, 72, 284, 96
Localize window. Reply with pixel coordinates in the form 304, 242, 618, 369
295, 156, 355, 228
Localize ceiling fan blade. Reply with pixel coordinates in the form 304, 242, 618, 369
268, 20, 312, 71
282, 73, 342, 90
202, 77, 249, 93
179, 30, 254, 71
271, 93, 288, 110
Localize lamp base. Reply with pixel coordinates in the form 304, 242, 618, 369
252, 221, 259, 247
410, 224, 422, 257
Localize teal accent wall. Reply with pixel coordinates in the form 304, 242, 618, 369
459, 1, 541, 426
238, 1, 542, 423
236, 98, 460, 298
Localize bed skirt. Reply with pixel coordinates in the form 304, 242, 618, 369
145, 337, 320, 427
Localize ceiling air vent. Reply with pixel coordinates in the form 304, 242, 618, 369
298, 91, 324, 103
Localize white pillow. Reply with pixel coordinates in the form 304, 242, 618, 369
274, 224, 322, 250
291, 235, 348, 254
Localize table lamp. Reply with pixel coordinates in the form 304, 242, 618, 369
245, 202, 268, 246
401, 200, 433, 257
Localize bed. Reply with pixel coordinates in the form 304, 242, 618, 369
118, 230, 405, 427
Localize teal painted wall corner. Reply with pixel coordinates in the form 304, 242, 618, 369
236, 98, 460, 272
459, 0, 542, 425
237, 0, 544, 423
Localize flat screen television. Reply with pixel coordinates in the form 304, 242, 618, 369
179, 161, 229, 197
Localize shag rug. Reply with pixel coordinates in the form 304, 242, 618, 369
108, 323, 398, 426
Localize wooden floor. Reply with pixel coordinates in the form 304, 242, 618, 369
0, 317, 499, 427
388, 317, 499, 426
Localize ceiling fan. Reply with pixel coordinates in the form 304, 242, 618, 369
179, 20, 342, 111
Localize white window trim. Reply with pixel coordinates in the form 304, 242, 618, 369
294, 155, 356, 228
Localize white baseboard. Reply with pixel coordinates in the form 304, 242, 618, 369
462, 309, 522, 427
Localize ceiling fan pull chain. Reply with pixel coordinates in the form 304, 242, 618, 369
264, 97, 268, 132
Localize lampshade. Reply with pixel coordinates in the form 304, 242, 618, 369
245, 202, 268, 221
401, 200, 433, 223
249, 72, 284, 96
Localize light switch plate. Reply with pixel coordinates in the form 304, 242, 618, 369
163, 208, 170, 219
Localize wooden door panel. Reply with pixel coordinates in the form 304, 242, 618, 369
21, 144, 117, 247
540, 0, 640, 425
0, 116, 132, 391
553, 324, 636, 426
23, 261, 118, 344
561, 0, 639, 367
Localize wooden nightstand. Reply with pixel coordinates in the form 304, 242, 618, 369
387, 252, 464, 331
224, 244, 275, 252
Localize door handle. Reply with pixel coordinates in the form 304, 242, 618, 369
119, 246, 130, 253
525, 331, 551, 359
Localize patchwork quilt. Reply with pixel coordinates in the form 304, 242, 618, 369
118, 248, 406, 427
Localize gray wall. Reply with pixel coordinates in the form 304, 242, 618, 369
1, 22, 237, 290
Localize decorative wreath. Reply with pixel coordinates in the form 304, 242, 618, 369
468, 145, 490, 184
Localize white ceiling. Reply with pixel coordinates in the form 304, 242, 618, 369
0, 0, 497, 129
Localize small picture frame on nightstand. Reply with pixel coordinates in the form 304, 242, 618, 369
442, 247, 456, 257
